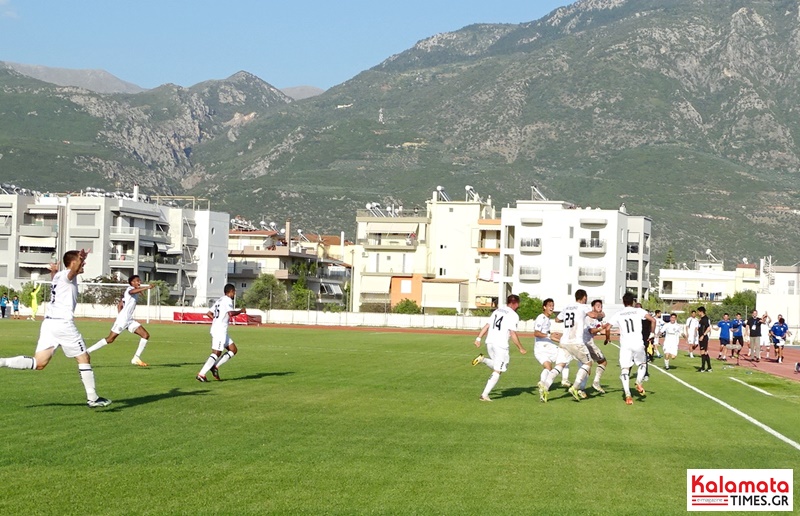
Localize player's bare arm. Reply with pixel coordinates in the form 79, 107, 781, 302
66, 248, 88, 281
474, 323, 489, 347
129, 284, 155, 295
510, 331, 526, 354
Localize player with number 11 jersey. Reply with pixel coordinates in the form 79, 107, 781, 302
604, 292, 656, 405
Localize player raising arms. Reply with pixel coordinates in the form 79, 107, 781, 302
197, 283, 246, 382
0, 250, 111, 408
87, 275, 155, 366
472, 294, 527, 401
603, 292, 656, 405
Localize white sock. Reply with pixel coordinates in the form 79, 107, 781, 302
198, 354, 218, 376
593, 364, 606, 385
2, 356, 37, 369
664, 358, 670, 368
482, 372, 500, 398
620, 368, 631, 397
482, 357, 495, 369
133, 338, 148, 360
78, 363, 98, 401
214, 350, 235, 369
575, 364, 590, 390
544, 367, 560, 389
562, 366, 570, 383
86, 338, 108, 354
635, 363, 647, 385
539, 369, 549, 384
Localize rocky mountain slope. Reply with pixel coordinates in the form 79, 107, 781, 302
1, 0, 799, 266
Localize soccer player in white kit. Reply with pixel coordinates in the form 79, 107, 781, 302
472, 294, 527, 401
603, 292, 656, 405
86, 275, 155, 366
556, 289, 604, 401
197, 283, 246, 382
582, 299, 609, 394
661, 313, 681, 369
533, 298, 566, 402
0, 250, 111, 408
685, 310, 699, 358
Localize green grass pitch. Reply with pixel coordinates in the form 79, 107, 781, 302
0, 320, 798, 515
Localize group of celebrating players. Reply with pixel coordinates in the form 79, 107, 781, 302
0, 250, 245, 408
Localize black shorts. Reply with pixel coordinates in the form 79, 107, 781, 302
699, 336, 709, 351
732, 335, 744, 346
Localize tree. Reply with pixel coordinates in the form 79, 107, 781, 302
20, 282, 44, 307
664, 248, 677, 269
722, 290, 757, 310
516, 292, 543, 321
392, 298, 422, 314
243, 273, 289, 310
289, 273, 315, 310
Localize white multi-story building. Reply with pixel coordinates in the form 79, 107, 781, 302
500, 197, 652, 309
350, 186, 499, 313
659, 260, 759, 303
0, 189, 228, 306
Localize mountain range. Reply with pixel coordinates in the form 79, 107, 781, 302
1, 0, 799, 267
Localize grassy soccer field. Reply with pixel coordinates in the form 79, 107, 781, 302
0, 320, 798, 515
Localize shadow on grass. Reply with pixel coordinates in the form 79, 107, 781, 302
224, 371, 294, 382
29, 387, 212, 411
494, 385, 536, 398
95, 362, 201, 369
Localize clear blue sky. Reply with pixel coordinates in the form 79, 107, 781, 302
0, 0, 571, 90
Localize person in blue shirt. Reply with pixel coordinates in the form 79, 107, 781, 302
0, 293, 7, 319
11, 296, 20, 319
769, 316, 791, 364
730, 312, 745, 359
716, 313, 733, 361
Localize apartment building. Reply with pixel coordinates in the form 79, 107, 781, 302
0, 189, 229, 306
659, 259, 759, 303
350, 186, 499, 313
500, 197, 652, 309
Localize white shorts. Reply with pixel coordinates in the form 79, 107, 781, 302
211, 332, 233, 352
688, 333, 698, 345
760, 335, 770, 347
111, 318, 141, 335
36, 318, 87, 358
619, 343, 646, 369
534, 340, 559, 365
663, 340, 679, 356
486, 342, 509, 372
559, 342, 591, 365
585, 341, 606, 362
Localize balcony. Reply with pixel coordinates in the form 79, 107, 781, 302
519, 238, 541, 253
228, 262, 260, 278
358, 237, 418, 251
625, 271, 639, 281
519, 266, 541, 282
110, 226, 137, 241
580, 217, 607, 226
579, 238, 606, 254
19, 225, 57, 238
520, 217, 543, 225
183, 236, 199, 247
578, 267, 605, 283
18, 251, 55, 265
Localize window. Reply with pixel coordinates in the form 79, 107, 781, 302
439, 267, 447, 276
241, 283, 247, 288
209, 277, 214, 284
400, 280, 412, 294
789, 280, 796, 295
0, 238, 7, 251
439, 244, 447, 249
75, 240, 94, 252
211, 227, 216, 235
0, 264, 6, 277
567, 283, 572, 296
210, 252, 215, 259
76, 213, 95, 226
569, 226, 574, 239
449, 208, 453, 213
568, 256, 573, 267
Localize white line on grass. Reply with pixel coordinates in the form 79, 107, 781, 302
728, 377, 773, 396
609, 343, 800, 452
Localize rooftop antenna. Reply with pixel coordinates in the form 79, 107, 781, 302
436, 186, 451, 202
530, 184, 548, 201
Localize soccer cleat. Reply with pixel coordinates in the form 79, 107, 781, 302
643, 375, 649, 382
560, 380, 572, 388
210, 366, 221, 381
471, 353, 484, 366
568, 385, 581, 401
625, 396, 633, 405
87, 397, 112, 408
592, 383, 606, 394
706, 368, 712, 373
689, 352, 694, 358
537, 381, 548, 403
577, 389, 587, 399
479, 395, 492, 402
636, 383, 646, 396
196, 374, 208, 382
131, 357, 148, 367
664, 365, 670, 370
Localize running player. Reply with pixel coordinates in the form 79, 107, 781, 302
603, 292, 656, 405
582, 299, 608, 394
769, 316, 791, 364
716, 313, 733, 360
685, 310, 699, 358
86, 275, 155, 366
0, 250, 111, 408
556, 289, 603, 401
472, 294, 527, 401
661, 313, 681, 369
652, 309, 664, 358
197, 283, 247, 381
533, 298, 566, 402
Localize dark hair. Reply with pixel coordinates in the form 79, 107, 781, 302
691, 310, 696, 314
591, 299, 603, 307
63, 250, 80, 266
506, 294, 520, 305
698, 306, 706, 314
575, 289, 587, 301
736, 313, 741, 317
224, 283, 236, 295
723, 312, 729, 317
622, 292, 635, 306
542, 298, 554, 308
670, 313, 677, 318
655, 309, 661, 314
128, 275, 140, 285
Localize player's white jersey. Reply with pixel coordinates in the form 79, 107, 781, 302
606, 307, 648, 348
485, 306, 520, 349
210, 295, 235, 335
47, 270, 78, 320
583, 316, 602, 344
686, 316, 699, 336
662, 321, 682, 347
560, 303, 591, 345
117, 285, 139, 323
533, 313, 553, 344
654, 317, 665, 336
